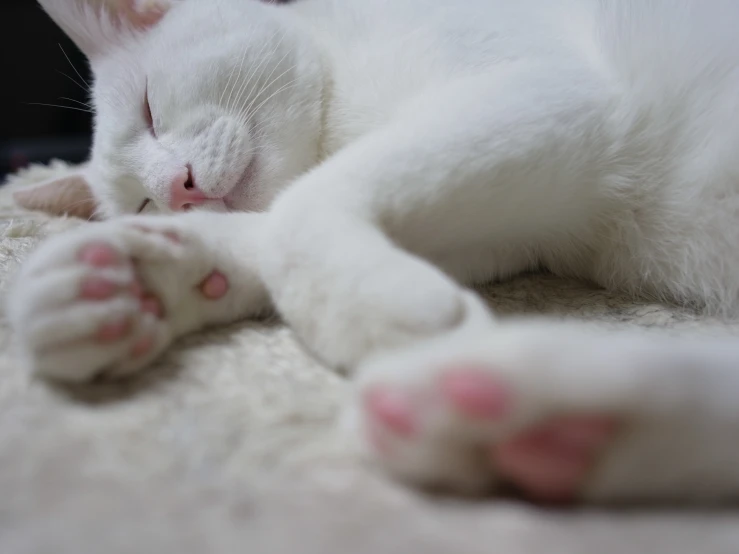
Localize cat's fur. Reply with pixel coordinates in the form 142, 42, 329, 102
9, 0, 739, 502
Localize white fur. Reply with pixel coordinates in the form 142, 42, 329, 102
10, 0, 739, 501
7, 212, 268, 380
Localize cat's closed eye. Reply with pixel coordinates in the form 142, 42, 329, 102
144, 82, 155, 137
137, 199, 151, 213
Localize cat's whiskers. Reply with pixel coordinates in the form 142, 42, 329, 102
60, 97, 93, 110
244, 109, 295, 141
58, 43, 91, 92
219, 45, 250, 111
238, 60, 299, 132
211, 0, 243, 111
232, 141, 266, 158
242, 77, 300, 125
224, 32, 277, 113
242, 116, 272, 139
229, 33, 290, 114
236, 66, 293, 124
231, 31, 289, 113
56, 71, 91, 95
236, 35, 293, 117
26, 102, 94, 114
235, 79, 301, 148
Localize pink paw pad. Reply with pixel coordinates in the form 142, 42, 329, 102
78, 244, 119, 267
541, 417, 617, 447
163, 231, 181, 243
440, 368, 510, 419
140, 295, 164, 318
364, 387, 417, 438
96, 318, 132, 342
199, 270, 229, 300
131, 336, 154, 358
129, 280, 145, 299
80, 277, 118, 300
492, 416, 617, 502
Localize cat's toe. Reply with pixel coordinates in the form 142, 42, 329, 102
492, 416, 617, 502
364, 387, 419, 438
439, 367, 511, 420
355, 366, 502, 494
96, 316, 134, 342
437, 368, 617, 501
78, 243, 121, 267
198, 270, 229, 300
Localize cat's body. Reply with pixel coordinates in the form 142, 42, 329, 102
301, 0, 739, 313
9, 0, 739, 502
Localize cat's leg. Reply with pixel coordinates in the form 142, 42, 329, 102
260, 63, 613, 369
351, 294, 739, 502
259, 66, 739, 502
7, 212, 269, 381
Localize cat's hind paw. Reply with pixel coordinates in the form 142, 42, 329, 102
362, 369, 617, 501
344, 293, 687, 502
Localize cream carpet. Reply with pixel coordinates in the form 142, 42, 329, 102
1, 161, 738, 553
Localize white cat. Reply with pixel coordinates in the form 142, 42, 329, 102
9, 0, 739, 503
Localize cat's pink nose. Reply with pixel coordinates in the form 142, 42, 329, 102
169, 166, 207, 211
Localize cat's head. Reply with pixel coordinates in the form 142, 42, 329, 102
16, 0, 324, 219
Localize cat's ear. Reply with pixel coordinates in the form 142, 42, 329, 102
13, 173, 99, 220
37, 0, 174, 58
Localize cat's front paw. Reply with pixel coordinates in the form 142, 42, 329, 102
7, 217, 229, 381
346, 294, 709, 502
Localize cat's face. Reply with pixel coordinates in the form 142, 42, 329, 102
39, 0, 324, 217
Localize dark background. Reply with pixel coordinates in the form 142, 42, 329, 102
1, 1, 93, 179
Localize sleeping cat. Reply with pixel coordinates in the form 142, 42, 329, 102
9, 0, 739, 503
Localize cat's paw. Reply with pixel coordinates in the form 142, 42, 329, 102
7, 216, 229, 381
345, 293, 661, 502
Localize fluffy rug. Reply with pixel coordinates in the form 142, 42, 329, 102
2, 162, 738, 554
